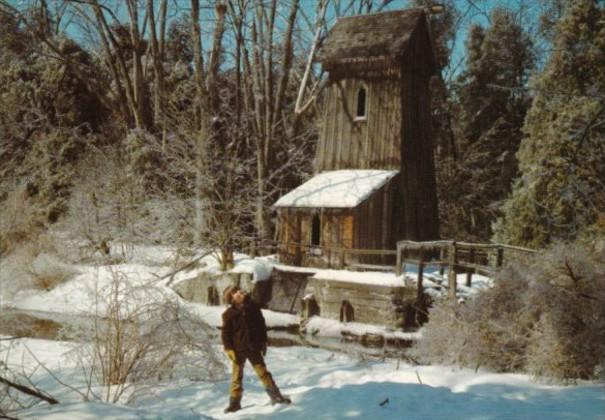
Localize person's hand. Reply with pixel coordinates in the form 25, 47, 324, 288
225, 349, 236, 362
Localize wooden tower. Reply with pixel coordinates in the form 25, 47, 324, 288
274, 8, 439, 268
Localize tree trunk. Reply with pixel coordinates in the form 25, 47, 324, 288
146, 0, 166, 130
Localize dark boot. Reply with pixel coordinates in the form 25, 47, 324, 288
224, 398, 242, 413
267, 386, 291, 405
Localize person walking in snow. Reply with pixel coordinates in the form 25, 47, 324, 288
221, 285, 291, 413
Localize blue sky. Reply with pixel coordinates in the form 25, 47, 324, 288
6, 0, 543, 79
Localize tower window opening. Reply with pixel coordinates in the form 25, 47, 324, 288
356, 86, 367, 119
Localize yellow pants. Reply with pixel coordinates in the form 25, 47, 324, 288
229, 350, 276, 400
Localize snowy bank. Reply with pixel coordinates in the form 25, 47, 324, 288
4, 338, 604, 420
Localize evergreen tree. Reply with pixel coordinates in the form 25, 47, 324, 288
448, 8, 534, 241
494, 0, 605, 248
0, 7, 108, 223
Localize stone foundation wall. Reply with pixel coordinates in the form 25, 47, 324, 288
171, 267, 418, 329
304, 277, 418, 329
172, 271, 272, 306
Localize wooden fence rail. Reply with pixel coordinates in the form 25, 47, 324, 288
246, 237, 397, 269
244, 237, 536, 299
396, 240, 536, 299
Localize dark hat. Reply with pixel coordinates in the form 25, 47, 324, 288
223, 285, 240, 305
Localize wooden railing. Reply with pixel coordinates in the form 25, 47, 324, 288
243, 236, 397, 269
277, 241, 397, 269
245, 237, 536, 298
395, 240, 536, 299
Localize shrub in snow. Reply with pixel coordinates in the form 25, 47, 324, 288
27, 253, 80, 291
0, 232, 75, 298
410, 271, 530, 373
62, 269, 224, 403
412, 240, 605, 382
60, 145, 194, 263
523, 243, 605, 382
0, 185, 45, 258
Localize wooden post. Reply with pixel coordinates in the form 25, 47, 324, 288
438, 246, 445, 276
466, 248, 475, 287
250, 237, 257, 258
416, 248, 424, 324
294, 213, 302, 265
496, 247, 504, 268
395, 242, 402, 275
448, 241, 457, 300
416, 259, 424, 302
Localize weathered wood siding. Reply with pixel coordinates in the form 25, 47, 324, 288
277, 209, 302, 265
398, 17, 439, 240
316, 77, 402, 171
276, 177, 399, 267
351, 176, 399, 264
278, 9, 440, 267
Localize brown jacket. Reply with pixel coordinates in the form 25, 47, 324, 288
221, 297, 268, 353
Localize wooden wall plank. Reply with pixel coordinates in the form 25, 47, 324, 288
317, 77, 402, 171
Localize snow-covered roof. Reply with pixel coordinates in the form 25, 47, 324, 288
273, 170, 398, 209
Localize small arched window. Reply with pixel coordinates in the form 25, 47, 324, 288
356, 86, 367, 119
311, 214, 321, 246
340, 300, 355, 323
303, 297, 320, 318
207, 286, 219, 306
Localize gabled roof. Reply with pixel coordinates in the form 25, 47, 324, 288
273, 170, 398, 209
317, 8, 427, 66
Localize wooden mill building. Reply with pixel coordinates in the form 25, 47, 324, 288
274, 8, 440, 268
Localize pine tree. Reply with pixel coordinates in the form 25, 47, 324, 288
0, 6, 108, 223
448, 8, 534, 241
494, 0, 605, 248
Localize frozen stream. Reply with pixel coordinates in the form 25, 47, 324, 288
0, 308, 414, 359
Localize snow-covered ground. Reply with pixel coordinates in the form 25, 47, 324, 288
3, 338, 604, 419
2, 244, 485, 338
2, 244, 604, 419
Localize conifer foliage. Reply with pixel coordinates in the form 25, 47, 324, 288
444, 8, 534, 241
494, 0, 605, 248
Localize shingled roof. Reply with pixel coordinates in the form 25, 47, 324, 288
317, 8, 428, 66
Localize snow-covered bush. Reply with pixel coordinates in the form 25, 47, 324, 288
0, 230, 72, 298
26, 253, 80, 291
60, 144, 194, 261
63, 269, 224, 403
412, 240, 605, 382
411, 270, 530, 373
0, 185, 45, 258
523, 242, 605, 381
